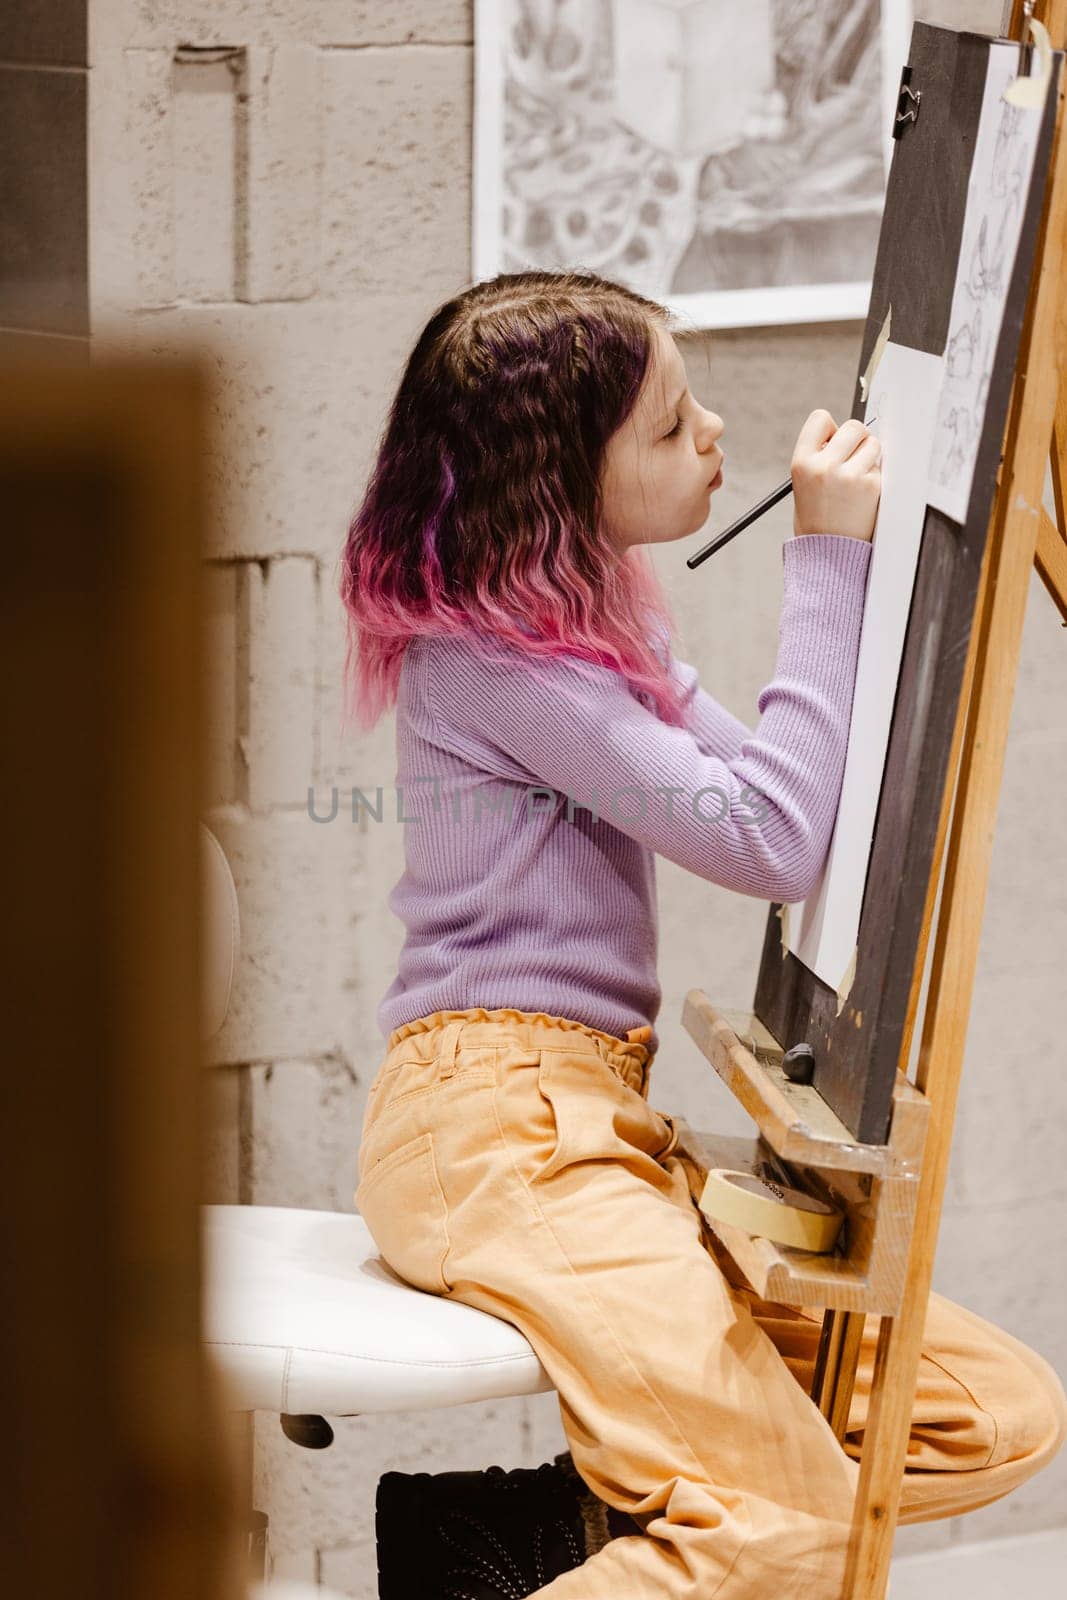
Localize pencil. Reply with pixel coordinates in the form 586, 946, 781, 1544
686, 478, 793, 569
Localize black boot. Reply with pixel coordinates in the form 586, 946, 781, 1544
375, 1450, 641, 1598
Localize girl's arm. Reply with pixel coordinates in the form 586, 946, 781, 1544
420, 534, 872, 905
668, 653, 753, 765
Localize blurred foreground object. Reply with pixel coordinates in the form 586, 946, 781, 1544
0, 357, 245, 1599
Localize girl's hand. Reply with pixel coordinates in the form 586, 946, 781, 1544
790, 409, 882, 544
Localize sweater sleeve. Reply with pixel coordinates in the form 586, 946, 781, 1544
668, 653, 753, 763
423, 534, 872, 904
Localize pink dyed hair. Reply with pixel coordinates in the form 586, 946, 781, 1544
336, 269, 690, 735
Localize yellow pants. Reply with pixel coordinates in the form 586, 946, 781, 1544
355, 1008, 1067, 1599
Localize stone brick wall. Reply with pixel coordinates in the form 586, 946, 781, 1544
0, 4, 89, 351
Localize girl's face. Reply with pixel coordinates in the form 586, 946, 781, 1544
599, 323, 725, 550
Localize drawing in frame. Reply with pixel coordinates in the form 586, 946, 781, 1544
473, 0, 914, 333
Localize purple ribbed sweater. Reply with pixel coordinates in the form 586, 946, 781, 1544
377, 533, 872, 1054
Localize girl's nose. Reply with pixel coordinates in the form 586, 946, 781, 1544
700, 410, 724, 446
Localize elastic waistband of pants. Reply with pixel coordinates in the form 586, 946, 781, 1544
386, 1007, 654, 1078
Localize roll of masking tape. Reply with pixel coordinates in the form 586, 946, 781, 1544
699, 1168, 843, 1253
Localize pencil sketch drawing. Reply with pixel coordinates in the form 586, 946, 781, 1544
474, 0, 913, 329
927, 46, 1043, 525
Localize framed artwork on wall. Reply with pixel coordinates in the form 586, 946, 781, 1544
473, 0, 914, 331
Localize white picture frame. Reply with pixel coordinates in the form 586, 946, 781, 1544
473, 0, 914, 332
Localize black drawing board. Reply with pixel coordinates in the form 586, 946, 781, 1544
752, 21, 1063, 1145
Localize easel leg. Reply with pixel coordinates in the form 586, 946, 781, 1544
812, 1308, 865, 1443
1052, 193, 1067, 542
841, 3, 1067, 1585
1053, 350, 1067, 533
1034, 231, 1067, 614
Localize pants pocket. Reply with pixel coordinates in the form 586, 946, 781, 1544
533, 1051, 678, 1187
354, 1130, 455, 1296
652, 1108, 681, 1162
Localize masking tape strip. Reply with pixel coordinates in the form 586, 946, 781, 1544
699, 1168, 844, 1252
1003, 17, 1052, 111
859, 303, 892, 404
776, 905, 855, 1016
835, 946, 858, 1017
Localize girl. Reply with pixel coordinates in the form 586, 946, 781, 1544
338, 271, 1066, 1600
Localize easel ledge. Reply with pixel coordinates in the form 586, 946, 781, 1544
678, 990, 928, 1317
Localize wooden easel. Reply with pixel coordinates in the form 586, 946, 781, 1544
676, 3, 1067, 1595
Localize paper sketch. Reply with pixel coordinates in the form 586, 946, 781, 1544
784, 340, 945, 996
927, 43, 1044, 524
473, 0, 913, 331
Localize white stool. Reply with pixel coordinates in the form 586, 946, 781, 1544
199, 825, 554, 1582
202, 1203, 553, 1435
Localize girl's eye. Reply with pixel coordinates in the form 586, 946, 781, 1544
665, 417, 682, 438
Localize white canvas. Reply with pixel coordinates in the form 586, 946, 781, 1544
783, 339, 945, 995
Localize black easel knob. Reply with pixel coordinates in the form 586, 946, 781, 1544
782, 1043, 815, 1084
